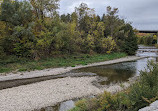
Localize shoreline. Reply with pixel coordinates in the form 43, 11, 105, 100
0, 56, 146, 82
0, 56, 147, 111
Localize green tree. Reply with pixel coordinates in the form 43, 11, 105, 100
0, 0, 35, 57
0, 1, 138, 59
75, 3, 95, 31
12, 24, 35, 57
104, 6, 124, 37
1, 0, 33, 26
93, 22, 105, 53
60, 14, 66, 22
61, 13, 71, 23
120, 24, 138, 55
96, 15, 101, 22
71, 12, 78, 23
30, 0, 60, 21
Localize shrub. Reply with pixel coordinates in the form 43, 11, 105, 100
138, 37, 144, 44
143, 36, 153, 45
127, 61, 158, 110
137, 34, 156, 46
100, 37, 117, 54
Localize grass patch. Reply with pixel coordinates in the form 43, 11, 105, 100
0, 52, 127, 73
0, 68, 12, 73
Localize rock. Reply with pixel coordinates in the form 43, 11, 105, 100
139, 101, 158, 111
59, 100, 75, 111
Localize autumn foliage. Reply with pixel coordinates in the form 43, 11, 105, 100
0, 0, 138, 59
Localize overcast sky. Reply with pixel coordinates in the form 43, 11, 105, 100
59, 0, 158, 30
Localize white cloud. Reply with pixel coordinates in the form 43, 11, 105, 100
58, 0, 158, 30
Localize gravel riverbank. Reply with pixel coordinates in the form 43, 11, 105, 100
0, 56, 146, 111
0, 56, 145, 82
0, 76, 130, 111
0, 77, 101, 111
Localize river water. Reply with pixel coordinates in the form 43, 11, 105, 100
37, 45, 158, 111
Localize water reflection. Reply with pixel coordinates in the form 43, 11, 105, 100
37, 100, 77, 111
73, 58, 153, 85
71, 45, 158, 85
74, 62, 136, 85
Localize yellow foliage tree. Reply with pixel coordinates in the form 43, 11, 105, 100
101, 37, 117, 53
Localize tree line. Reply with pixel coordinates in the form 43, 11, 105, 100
0, 0, 138, 60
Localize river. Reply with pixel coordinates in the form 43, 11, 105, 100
36, 45, 158, 111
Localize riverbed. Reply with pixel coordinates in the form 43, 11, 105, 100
0, 45, 157, 111
36, 45, 158, 111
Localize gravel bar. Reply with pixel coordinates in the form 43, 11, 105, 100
0, 76, 128, 111
0, 77, 103, 111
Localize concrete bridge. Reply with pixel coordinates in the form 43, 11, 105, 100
139, 30, 158, 34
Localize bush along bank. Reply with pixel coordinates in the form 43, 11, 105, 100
137, 33, 157, 46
